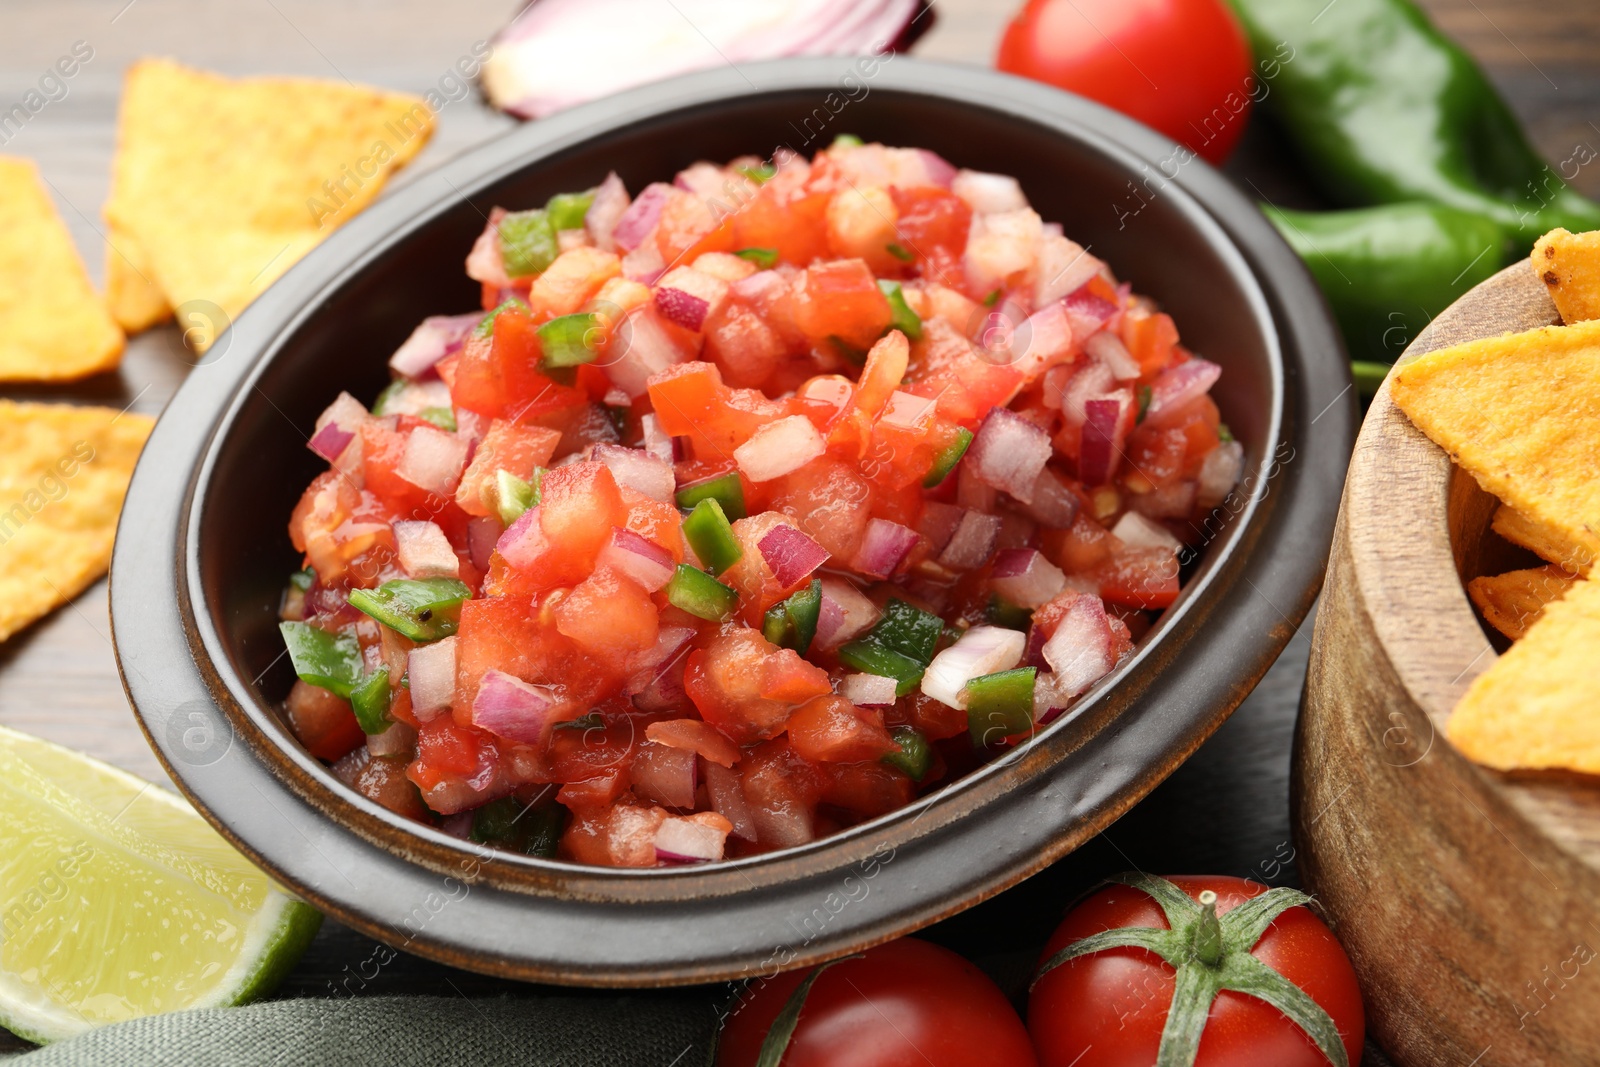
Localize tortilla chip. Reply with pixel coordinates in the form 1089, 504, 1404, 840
1467, 564, 1581, 641
105, 58, 434, 349
104, 222, 171, 332
1449, 578, 1600, 772
1390, 319, 1600, 576
0, 158, 125, 381
1490, 503, 1595, 574
0, 402, 154, 642
1532, 228, 1600, 325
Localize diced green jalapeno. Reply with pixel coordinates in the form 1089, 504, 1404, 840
869, 599, 944, 665
735, 247, 779, 269
922, 428, 973, 488
349, 667, 393, 734
682, 498, 742, 576
1218, 423, 1234, 443
885, 242, 914, 263
497, 209, 558, 277
882, 725, 933, 782
371, 378, 408, 416
876, 279, 923, 341
762, 578, 822, 655
666, 564, 739, 621
474, 296, 529, 340
983, 289, 1001, 308
494, 468, 540, 526
966, 667, 1037, 747
829, 334, 868, 364
985, 594, 1032, 632
737, 163, 776, 184
347, 578, 473, 642
830, 133, 864, 149
1136, 384, 1153, 425
537, 312, 603, 370
468, 794, 567, 857
675, 471, 746, 521
545, 189, 596, 231
837, 641, 925, 697
418, 406, 457, 432
279, 621, 363, 697
289, 567, 315, 593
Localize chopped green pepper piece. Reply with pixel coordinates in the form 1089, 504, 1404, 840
966, 667, 1037, 747
1136, 385, 1153, 425
545, 189, 596, 231
885, 242, 914, 263
289, 567, 315, 593
682, 498, 742, 576
347, 578, 473, 642
278, 621, 363, 698
828, 334, 869, 364
836, 641, 925, 697
869, 599, 944, 665
349, 668, 392, 734
371, 378, 408, 416
675, 471, 746, 521
762, 579, 822, 655
734, 247, 779, 269
494, 468, 540, 526
1217, 423, 1235, 443
876, 279, 923, 341
985, 594, 1032, 632
418, 406, 457, 432
666, 564, 739, 621
497, 209, 558, 277
468, 794, 568, 857
923, 428, 973, 488
537, 312, 603, 370
830, 133, 864, 150
474, 296, 529, 340
882, 725, 933, 782
737, 163, 776, 184
983, 289, 1001, 308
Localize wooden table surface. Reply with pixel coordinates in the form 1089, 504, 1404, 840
3, 0, 1598, 1060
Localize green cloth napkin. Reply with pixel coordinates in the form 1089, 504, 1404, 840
4, 996, 718, 1067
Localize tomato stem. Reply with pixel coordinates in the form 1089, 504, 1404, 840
1189, 889, 1223, 967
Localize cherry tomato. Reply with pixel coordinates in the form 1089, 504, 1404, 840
996, 0, 1255, 164
1028, 875, 1365, 1067
718, 938, 1038, 1067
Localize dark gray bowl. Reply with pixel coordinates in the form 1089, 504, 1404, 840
111, 57, 1352, 985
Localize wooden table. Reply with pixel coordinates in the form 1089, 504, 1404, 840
2, 0, 1597, 1060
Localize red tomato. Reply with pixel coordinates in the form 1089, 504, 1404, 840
1028, 875, 1364, 1067
996, 0, 1255, 165
284, 679, 364, 761
718, 938, 1038, 1067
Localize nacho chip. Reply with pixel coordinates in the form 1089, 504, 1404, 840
0, 158, 124, 381
1448, 578, 1600, 772
1532, 228, 1600, 325
1490, 503, 1595, 574
0, 402, 154, 642
1390, 319, 1600, 576
104, 222, 171, 332
105, 59, 434, 349
1467, 564, 1580, 641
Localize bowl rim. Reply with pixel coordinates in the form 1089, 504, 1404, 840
111, 56, 1353, 984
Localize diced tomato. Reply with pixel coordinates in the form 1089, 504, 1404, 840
1086, 543, 1181, 609
758, 649, 833, 704
557, 768, 630, 810
1122, 423, 1190, 493
790, 259, 894, 352
285, 679, 364, 761
1044, 513, 1116, 575
647, 361, 789, 459
684, 631, 793, 745
453, 595, 612, 727
704, 301, 789, 390
538, 461, 627, 571
546, 713, 640, 787
904, 318, 1024, 425
528, 247, 620, 319
454, 420, 562, 516
619, 489, 687, 562
450, 309, 586, 421
656, 186, 736, 263
890, 186, 972, 288
733, 166, 831, 266
739, 738, 825, 849
889, 690, 971, 742
820, 760, 915, 817
646, 719, 742, 768
1122, 308, 1181, 376
556, 568, 659, 654
771, 457, 873, 562
409, 716, 490, 785
787, 695, 898, 763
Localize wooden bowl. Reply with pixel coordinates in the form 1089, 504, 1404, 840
1297, 263, 1600, 1065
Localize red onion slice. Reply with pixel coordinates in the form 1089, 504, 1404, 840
612, 182, 673, 252
594, 443, 675, 503
758, 525, 829, 588
654, 816, 730, 864
1111, 512, 1183, 554
814, 576, 881, 651
496, 505, 548, 570
969, 407, 1051, 503
308, 422, 354, 463
392, 520, 461, 580
466, 516, 501, 572
704, 764, 758, 843
1197, 440, 1244, 510
1079, 395, 1128, 487
732, 415, 825, 482
952, 170, 1028, 214
1144, 358, 1223, 427
1063, 284, 1119, 339
407, 637, 458, 721
470, 668, 559, 744
639, 413, 674, 464
921, 625, 1026, 709
991, 548, 1067, 609
851, 518, 919, 580
938, 510, 1001, 571
586, 171, 630, 252
1041, 595, 1117, 698
1034, 236, 1103, 307
396, 424, 469, 495
631, 742, 698, 810
598, 527, 676, 592
601, 305, 690, 399
389, 312, 482, 378
840, 673, 897, 708
1019, 469, 1080, 529
465, 207, 512, 287
917, 149, 957, 188
309, 391, 367, 461
1087, 331, 1140, 381
655, 287, 710, 332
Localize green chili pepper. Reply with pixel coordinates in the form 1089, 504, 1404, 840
885, 242, 914, 263
762, 579, 822, 655
349, 668, 393, 734
868, 599, 944, 665
922, 428, 973, 489
675, 471, 747, 520
830, 134, 864, 150
966, 667, 1037, 747
682, 498, 742, 576
279, 621, 363, 698
985, 594, 1032, 632
876, 279, 923, 341
497, 209, 559, 277
289, 567, 315, 593
371, 378, 408, 415
474, 296, 529, 340
418, 406, 457, 432
537, 312, 602, 370
1265, 202, 1508, 368
836, 641, 925, 697
347, 578, 472, 642
665, 565, 738, 621
545, 189, 596, 231
494, 468, 539, 526
1229, 0, 1600, 246
735, 247, 780, 269
469, 794, 567, 857
881, 725, 933, 782
737, 163, 776, 185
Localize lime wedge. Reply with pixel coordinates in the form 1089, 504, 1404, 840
0, 725, 321, 1043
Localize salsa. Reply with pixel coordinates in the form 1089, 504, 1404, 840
277, 139, 1244, 867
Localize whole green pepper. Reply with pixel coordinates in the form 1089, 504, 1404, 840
1265, 202, 1508, 364
1229, 0, 1600, 246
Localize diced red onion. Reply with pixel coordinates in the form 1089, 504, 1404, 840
372, 378, 453, 419
439, 812, 474, 839
1079, 395, 1128, 487
952, 169, 1028, 214
705, 763, 758, 843
1033, 672, 1071, 724
389, 312, 481, 378
957, 461, 997, 513
1130, 480, 1199, 520
996, 510, 1037, 552
917, 500, 964, 555
970, 407, 1051, 503
495, 505, 548, 570
622, 241, 666, 285
655, 816, 729, 864
470, 668, 559, 744
1023, 622, 1050, 670
674, 161, 728, 198
308, 422, 354, 463
631, 742, 697, 810
396, 425, 469, 495
655, 286, 710, 331
1112, 511, 1184, 553
1057, 360, 1117, 429
758, 525, 829, 587
731, 267, 788, 303
1197, 440, 1244, 510
1087, 331, 1140, 381
917, 149, 956, 188
1034, 236, 1103, 306
1042, 595, 1117, 698
594, 443, 675, 503
407, 637, 458, 721
310, 391, 367, 461
1009, 303, 1074, 379
1063, 284, 1119, 339
600, 305, 689, 398
938, 510, 1001, 571
625, 626, 697, 691
466, 516, 501, 572
1145, 358, 1223, 427
1020, 469, 1080, 529
733, 415, 824, 482
851, 518, 919, 580
640, 413, 674, 464
991, 548, 1067, 608
598, 527, 675, 591
586, 171, 630, 251
814, 576, 881, 651
392, 520, 461, 579
841, 673, 897, 708
965, 210, 1043, 297
921, 625, 1026, 709
465, 208, 512, 287
631, 655, 688, 711
612, 182, 672, 252
366, 720, 415, 759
